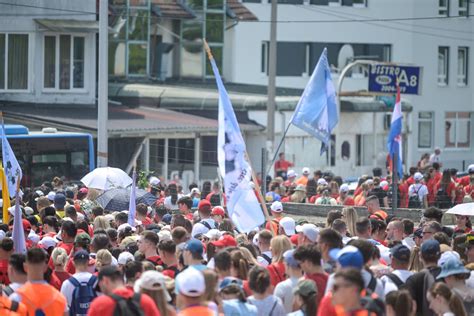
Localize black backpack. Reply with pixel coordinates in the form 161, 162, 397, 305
361, 289, 386, 316
436, 185, 452, 209
110, 293, 144, 316
408, 185, 422, 208
385, 273, 407, 290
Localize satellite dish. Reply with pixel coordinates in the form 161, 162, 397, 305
338, 44, 354, 70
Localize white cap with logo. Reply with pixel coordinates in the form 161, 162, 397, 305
270, 201, 283, 213
176, 267, 205, 297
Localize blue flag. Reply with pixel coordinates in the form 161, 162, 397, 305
12, 188, 26, 254
1, 121, 22, 197
208, 53, 265, 233
127, 170, 137, 227
387, 85, 403, 178
291, 48, 339, 154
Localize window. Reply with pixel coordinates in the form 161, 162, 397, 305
459, 0, 468, 16
43, 35, 85, 90
418, 112, 434, 148
276, 42, 306, 76
261, 42, 269, 74
341, 141, 350, 160
438, 46, 449, 86
328, 0, 341, 5
458, 47, 468, 86
445, 112, 472, 148
278, 0, 303, 4
439, 0, 449, 16
0, 33, 29, 90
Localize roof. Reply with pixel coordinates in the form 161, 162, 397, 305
151, 0, 195, 19
0, 104, 262, 137
34, 19, 99, 32
109, 82, 413, 113
226, 0, 258, 21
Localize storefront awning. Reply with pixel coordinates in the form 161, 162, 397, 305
35, 19, 99, 33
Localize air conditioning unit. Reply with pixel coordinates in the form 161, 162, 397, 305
383, 114, 392, 131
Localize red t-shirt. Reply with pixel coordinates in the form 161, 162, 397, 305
53, 270, 72, 287
48, 242, 74, 270
459, 176, 471, 187
435, 181, 455, 199
49, 271, 62, 290
141, 217, 153, 226
267, 262, 287, 286
88, 287, 160, 316
146, 255, 163, 266
0, 259, 10, 285
274, 160, 293, 172
265, 217, 281, 235
305, 272, 328, 305
464, 184, 474, 199
337, 196, 355, 206
317, 292, 337, 316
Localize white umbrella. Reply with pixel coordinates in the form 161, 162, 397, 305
81, 167, 133, 190
445, 203, 474, 216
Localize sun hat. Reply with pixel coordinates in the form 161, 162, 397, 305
438, 251, 461, 267
135, 270, 172, 302
175, 267, 205, 297
437, 257, 470, 280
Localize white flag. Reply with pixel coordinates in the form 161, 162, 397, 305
1, 123, 22, 197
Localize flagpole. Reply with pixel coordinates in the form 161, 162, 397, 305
204, 40, 275, 235
391, 152, 398, 214
265, 121, 292, 179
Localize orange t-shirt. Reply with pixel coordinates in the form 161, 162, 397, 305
16, 282, 67, 316
178, 305, 215, 316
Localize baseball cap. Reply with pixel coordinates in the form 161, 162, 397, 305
198, 200, 212, 212
149, 176, 160, 187
191, 188, 201, 195
158, 230, 172, 242
390, 244, 411, 263
176, 267, 205, 297
279, 217, 296, 236
296, 224, 319, 242
75, 233, 91, 245
287, 170, 297, 178
162, 214, 172, 224
270, 201, 283, 213
421, 239, 441, 257
283, 249, 299, 268
73, 250, 90, 261
339, 184, 350, 193
329, 245, 364, 269
47, 191, 56, 201
79, 187, 88, 195
218, 277, 243, 292
117, 223, 136, 234
192, 224, 209, 238
22, 219, 31, 231
135, 270, 172, 302
118, 251, 135, 265
54, 193, 66, 208
468, 164, 474, 174
24, 207, 34, 216
184, 239, 203, 256
211, 235, 237, 248
293, 279, 317, 297
414, 172, 424, 181
302, 167, 310, 175
317, 178, 328, 186
211, 206, 225, 217
369, 210, 388, 221
437, 257, 470, 280
38, 236, 57, 250
204, 229, 221, 240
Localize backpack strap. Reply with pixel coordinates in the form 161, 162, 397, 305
9, 300, 19, 312
261, 253, 272, 265
3, 285, 14, 297
367, 274, 377, 292
201, 221, 212, 230
386, 273, 404, 289
68, 276, 80, 287
268, 299, 278, 316
87, 275, 98, 287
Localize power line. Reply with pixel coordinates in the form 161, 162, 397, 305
0, 1, 96, 14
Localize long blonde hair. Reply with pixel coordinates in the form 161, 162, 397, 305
93, 216, 110, 230
270, 235, 292, 263
51, 247, 68, 268
408, 246, 423, 273
239, 246, 260, 267
342, 207, 358, 237
291, 190, 306, 203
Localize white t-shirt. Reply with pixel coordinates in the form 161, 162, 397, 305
402, 236, 416, 250
191, 218, 216, 238
429, 153, 440, 164
408, 183, 428, 201
380, 269, 413, 295
274, 277, 299, 313
164, 194, 183, 210
60, 271, 98, 308
257, 251, 273, 267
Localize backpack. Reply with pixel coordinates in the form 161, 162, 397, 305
200, 220, 216, 230
260, 253, 272, 265
360, 292, 386, 316
110, 293, 144, 316
68, 275, 98, 316
436, 185, 452, 209
408, 185, 422, 208
385, 273, 406, 290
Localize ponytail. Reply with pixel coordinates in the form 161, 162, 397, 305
238, 259, 248, 280
429, 282, 467, 316
449, 292, 467, 316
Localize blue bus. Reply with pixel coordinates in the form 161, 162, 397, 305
3, 125, 95, 187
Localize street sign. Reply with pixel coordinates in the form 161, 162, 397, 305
368, 64, 422, 95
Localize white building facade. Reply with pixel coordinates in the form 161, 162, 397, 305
224, 0, 474, 177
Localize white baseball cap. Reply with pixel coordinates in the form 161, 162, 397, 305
38, 236, 58, 250
317, 178, 328, 186
192, 223, 209, 238
47, 191, 56, 201
158, 229, 172, 242
118, 251, 135, 265
270, 201, 283, 213
205, 229, 222, 240
468, 164, 474, 173
135, 270, 171, 302
302, 167, 310, 175
28, 231, 40, 244
149, 176, 160, 187
176, 267, 205, 297
279, 217, 296, 236
339, 184, 350, 193
414, 172, 424, 181
296, 224, 319, 242
117, 223, 136, 234
287, 170, 297, 178
191, 188, 201, 195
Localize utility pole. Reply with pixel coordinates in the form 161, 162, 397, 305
266, 0, 277, 163
97, 0, 109, 167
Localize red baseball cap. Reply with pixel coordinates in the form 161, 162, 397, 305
22, 219, 31, 231
211, 206, 225, 217
198, 200, 212, 212
211, 235, 237, 248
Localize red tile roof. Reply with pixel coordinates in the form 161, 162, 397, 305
226, 0, 258, 21
151, 0, 195, 19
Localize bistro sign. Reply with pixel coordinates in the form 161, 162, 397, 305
368, 64, 422, 95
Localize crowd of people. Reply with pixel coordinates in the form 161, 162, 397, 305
0, 159, 472, 315
270, 152, 474, 210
